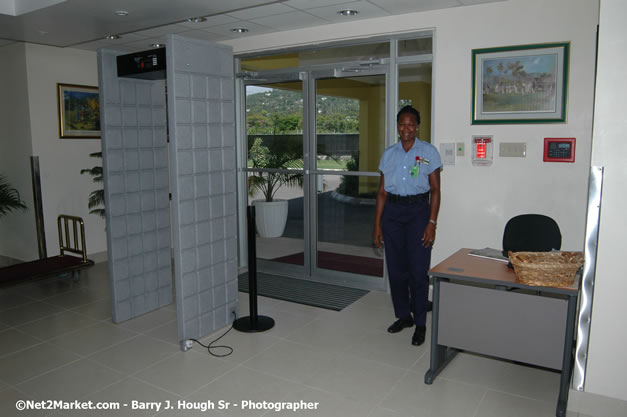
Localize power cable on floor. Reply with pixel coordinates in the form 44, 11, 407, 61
187, 311, 236, 358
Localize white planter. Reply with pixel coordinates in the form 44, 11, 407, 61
252, 199, 289, 238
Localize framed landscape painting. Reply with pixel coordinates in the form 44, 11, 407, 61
471, 42, 569, 124
57, 83, 100, 138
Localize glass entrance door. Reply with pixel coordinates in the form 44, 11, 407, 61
244, 80, 307, 275
243, 72, 388, 290
310, 74, 387, 289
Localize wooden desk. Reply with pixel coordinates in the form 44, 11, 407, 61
425, 248, 578, 417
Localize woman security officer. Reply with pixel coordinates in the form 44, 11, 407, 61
373, 105, 442, 346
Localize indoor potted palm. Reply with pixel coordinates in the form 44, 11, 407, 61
247, 137, 302, 238
80, 152, 105, 218
0, 174, 27, 218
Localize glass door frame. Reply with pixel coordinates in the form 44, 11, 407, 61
237, 67, 390, 291
307, 66, 389, 290
237, 71, 311, 279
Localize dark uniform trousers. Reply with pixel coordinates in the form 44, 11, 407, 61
382, 196, 431, 327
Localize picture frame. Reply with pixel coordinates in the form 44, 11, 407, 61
471, 42, 569, 124
57, 83, 100, 138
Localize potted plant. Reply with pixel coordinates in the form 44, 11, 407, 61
0, 174, 27, 218
247, 137, 302, 238
80, 152, 105, 218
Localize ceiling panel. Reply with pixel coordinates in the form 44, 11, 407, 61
369, 0, 462, 14
226, 3, 297, 19
1, 0, 508, 52
0, 0, 281, 47
250, 10, 331, 31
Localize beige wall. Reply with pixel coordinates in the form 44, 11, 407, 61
0, 43, 37, 260
0, 43, 106, 260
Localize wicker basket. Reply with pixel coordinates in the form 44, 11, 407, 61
508, 251, 584, 288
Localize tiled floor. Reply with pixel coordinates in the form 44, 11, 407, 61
0, 262, 595, 417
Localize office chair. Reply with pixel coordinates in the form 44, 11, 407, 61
502, 214, 562, 257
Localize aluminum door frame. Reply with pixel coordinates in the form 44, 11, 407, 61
238, 72, 310, 278
308, 66, 389, 290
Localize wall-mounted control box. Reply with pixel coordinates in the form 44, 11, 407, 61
544, 138, 575, 163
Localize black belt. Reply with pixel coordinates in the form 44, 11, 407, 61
387, 192, 429, 204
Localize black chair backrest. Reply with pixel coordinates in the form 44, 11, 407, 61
502, 214, 562, 256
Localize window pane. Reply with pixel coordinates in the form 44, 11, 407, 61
315, 75, 385, 173
398, 63, 432, 143
246, 82, 304, 267
300, 42, 389, 66
240, 42, 390, 72
250, 172, 305, 266
316, 174, 383, 277
398, 37, 432, 57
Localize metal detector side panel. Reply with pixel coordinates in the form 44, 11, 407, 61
166, 35, 238, 343
98, 49, 173, 323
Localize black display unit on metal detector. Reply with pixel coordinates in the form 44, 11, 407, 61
117, 47, 166, 80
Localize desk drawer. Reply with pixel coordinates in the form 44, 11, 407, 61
438, 281, 568, 370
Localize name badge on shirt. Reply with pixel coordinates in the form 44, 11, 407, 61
410, 156, 430, 177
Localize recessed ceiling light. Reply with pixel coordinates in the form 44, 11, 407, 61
105, 34, 121, 40
338, 9, 359, 17
151, 43, 165, 48
186, 16, 207, 23
231, 28, 249, 33
114, 10, 129, 16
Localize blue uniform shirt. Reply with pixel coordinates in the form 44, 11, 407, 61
379, 138, 442, 196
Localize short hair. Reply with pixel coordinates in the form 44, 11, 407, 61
397, 105, 421, 125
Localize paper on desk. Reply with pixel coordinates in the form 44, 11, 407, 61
468, 247, 509, 263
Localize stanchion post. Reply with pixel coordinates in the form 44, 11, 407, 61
233, 205, 275, 332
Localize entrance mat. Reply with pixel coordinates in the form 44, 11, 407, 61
270, 251, 383, 277
238, 272, 369, 311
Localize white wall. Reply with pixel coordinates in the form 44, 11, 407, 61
0, 43, 106, 261
584, 0, 627, 403
0, 43, 37, 260
224, 0, 599, 265
23, 44, 106, 258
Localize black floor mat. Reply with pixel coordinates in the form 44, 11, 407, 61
238, 272, 369, 311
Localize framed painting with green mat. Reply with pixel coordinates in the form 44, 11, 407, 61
471, 42, 569, 124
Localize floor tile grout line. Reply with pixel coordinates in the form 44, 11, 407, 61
373, 364, 424, 412
12, 355, 87, 389
472, 389, 490, 417
484, 386, 561, 405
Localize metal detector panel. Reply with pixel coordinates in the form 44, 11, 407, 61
98, 49, 173, 323
166, 35, 238, 344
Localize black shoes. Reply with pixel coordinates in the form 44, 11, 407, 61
387, 317, 414, 333
412, 326, 426, 346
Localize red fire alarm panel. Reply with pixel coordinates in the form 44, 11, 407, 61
544, 138, 575, 163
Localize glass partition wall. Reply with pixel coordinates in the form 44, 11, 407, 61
238, 34, 433, 290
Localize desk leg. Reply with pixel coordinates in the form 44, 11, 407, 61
556, 294, 577, 417
425, 277, 459, 384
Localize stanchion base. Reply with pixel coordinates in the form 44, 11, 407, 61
233, 316, 275, 333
